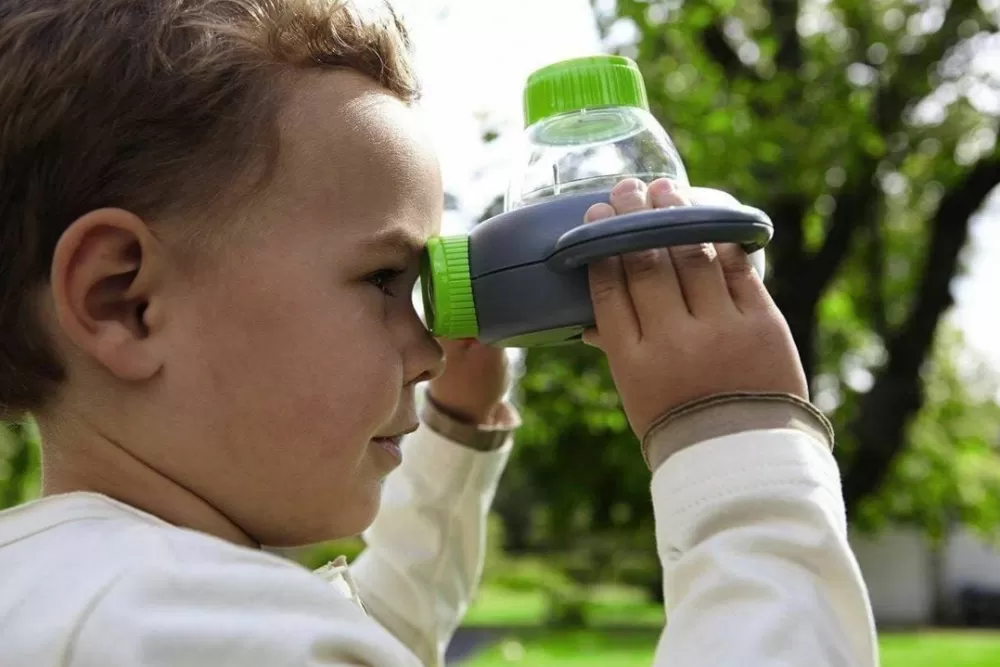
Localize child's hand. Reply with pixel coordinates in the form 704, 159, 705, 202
427, 339, 510, 425
583, 178, 808, 445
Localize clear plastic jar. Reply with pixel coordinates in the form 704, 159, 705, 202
505, 55, 688, 211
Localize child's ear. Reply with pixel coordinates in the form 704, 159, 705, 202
50, 208, 169, 382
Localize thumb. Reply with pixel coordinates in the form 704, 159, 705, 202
581, 327, 604, 350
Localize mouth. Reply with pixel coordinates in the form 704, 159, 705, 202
374, 423, 419, 442
371, 423, 419, 461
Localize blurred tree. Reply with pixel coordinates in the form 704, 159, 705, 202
602, 0, 1000, 514
491, 0, 1000, 586
854, 326, 1000, 540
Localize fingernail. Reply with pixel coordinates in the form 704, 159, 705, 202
650, 180, 677, 207
585, 203, 616, 222
612, 178, 646, 196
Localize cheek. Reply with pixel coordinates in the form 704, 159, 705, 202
383, 287, 426, 342
169, 272, 405, 450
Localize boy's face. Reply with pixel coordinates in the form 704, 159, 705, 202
154, 72, 445, 545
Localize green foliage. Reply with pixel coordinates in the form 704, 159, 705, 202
854, 329, 1000, 542
495, 0, 1000, 579
0, 420, 41, 510
291, 537, 366, 571
497, 344, 650, 545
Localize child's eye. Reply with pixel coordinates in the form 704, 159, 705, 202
366, 268, 405, 297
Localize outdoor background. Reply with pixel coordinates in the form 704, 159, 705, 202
3, 0, 1000, 665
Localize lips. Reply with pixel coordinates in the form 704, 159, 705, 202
372, 436, 402, 462
371, 423, 419, 464
374, 423, 419, 442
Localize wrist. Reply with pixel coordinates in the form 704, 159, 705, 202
422, 393, 520, 452
641, 392, 834, 471
425, 389, 500, 427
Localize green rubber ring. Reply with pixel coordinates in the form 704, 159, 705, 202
421, 236, 478, 339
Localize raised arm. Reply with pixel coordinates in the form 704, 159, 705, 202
579, 177, 878, 667
646, 400, 877, 666
349, 341, 518, 667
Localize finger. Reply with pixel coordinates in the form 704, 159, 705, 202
668, 243, 738, 319
647, 178, 689, 208
585, 202, 639, 347
715, 243, 772, 313
609, 178, 650, 215
585, 202, 616, 223
618, 181, 690, 329
581, 326, 603, 350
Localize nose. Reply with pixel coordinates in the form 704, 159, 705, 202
406, 327, 445, 386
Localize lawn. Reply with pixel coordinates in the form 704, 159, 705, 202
463, 584, 663, 628
463, 630, 1000, 666
461, 586, 1000, 666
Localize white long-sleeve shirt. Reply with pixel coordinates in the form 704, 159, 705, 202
0, 421, 877, 666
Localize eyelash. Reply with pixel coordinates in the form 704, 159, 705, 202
366, 267, 406, 297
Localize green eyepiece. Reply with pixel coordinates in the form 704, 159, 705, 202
420, 236, 478, 339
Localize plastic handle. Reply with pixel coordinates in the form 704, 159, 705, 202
544, 205, 773, 272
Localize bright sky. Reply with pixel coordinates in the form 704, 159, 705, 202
394, 0, 1000, 372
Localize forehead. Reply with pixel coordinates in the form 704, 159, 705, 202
266, 70, 441, 242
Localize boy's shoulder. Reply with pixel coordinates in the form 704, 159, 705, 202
0, 493, 385, 667
0, 491, 285, 572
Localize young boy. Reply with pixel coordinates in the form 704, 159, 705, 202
0, 1, 877, 666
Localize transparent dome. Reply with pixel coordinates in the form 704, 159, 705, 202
505, 106, 689, 211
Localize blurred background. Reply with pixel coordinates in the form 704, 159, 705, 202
3, 0, 1000, 665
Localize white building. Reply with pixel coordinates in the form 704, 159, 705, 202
851, 526, 1000, 626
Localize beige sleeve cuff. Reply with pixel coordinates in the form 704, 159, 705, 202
641, 392, 835, 471
420, 394, 521, 452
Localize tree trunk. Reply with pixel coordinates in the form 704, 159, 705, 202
842, 159, 999, 514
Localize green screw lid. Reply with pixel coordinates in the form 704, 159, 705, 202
523, 55, 649, 128
420, 236, 478, 339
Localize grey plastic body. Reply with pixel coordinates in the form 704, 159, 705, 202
469, 190, 771, 347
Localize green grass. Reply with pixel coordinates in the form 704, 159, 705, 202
462, 585, 1000, 666
880, 632, 1000, 665
463, 630, 1000, 666
465, 630, 659, 666
464, 585, 663, 628
464, 586, 548, 627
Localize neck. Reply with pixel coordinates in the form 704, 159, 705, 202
36, 411, 258, 549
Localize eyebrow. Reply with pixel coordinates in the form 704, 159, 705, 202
360, 228, 426, 257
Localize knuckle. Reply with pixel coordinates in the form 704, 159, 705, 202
622, 248, 661, 277
717, 245, 754, 278
746, 311, 790, 346
670, 243, 717, 268
588, 276, 620, 303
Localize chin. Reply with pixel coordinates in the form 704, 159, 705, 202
331, 492, 382, 539
259, 488, 383, 548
